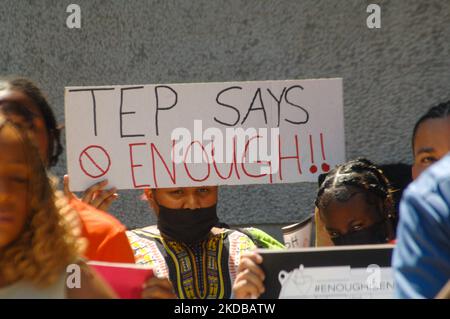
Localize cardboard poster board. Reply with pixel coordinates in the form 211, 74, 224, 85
65, 78, 345, 190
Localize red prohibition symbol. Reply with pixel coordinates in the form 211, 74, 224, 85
79, 145, 111, 178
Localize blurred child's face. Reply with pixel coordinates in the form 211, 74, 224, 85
0, 126, 30, 249
144, 186, 218, 215
412, 116, 450, 179
0, 89, 50, 166
320, 192, 382, 243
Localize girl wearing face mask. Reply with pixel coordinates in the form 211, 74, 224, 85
315, 158, 396, 246
232, 158, 397, 299
127, 187, 256, 299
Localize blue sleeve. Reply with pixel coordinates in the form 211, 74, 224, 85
393, 185, 450, 298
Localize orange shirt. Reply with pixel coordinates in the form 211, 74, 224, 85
70, 199, 135, 263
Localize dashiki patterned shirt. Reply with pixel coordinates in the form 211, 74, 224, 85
127, 226, 255, 299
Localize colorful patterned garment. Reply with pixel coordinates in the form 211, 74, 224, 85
127, 226, 255, 299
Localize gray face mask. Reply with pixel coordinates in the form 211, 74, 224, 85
157, 204, 219, 243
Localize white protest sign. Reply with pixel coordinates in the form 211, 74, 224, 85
277, 265, 394, 299
258, 245, 395, 299
65, 78, 345, 191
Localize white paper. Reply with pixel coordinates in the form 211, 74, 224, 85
278, 265, 394, 299
65, 78, 345, 190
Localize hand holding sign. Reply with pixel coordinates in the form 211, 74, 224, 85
141, 276, 177, 299
64, 175, 118, 212
233, 251, 266, 299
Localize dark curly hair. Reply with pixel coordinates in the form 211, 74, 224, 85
315, 158, 396, 223
0, 76, 63, 167
412, 101, 450, 154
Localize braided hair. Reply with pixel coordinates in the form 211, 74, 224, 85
315, 158, 396, 223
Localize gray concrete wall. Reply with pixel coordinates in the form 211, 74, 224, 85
1, 0, 449, 233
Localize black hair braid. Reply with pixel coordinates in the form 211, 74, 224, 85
315, 158, 395, 220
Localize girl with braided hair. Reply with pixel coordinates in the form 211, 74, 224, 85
315, 158, 396, 246
232, 158, 397, 299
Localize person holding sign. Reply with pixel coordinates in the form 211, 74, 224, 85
233, 158, 397, 298
0, 117, 115, 298
0, 77, 135, 263
127, 186, 256, 299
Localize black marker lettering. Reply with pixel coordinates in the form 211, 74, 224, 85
214, 86, 242, 127
267, 87, 287, 127
284, 85, 309, 125
241, 88, 268, 125
155, 85, 178, 136
68, 87, 115, 136
120, 86, 145, 138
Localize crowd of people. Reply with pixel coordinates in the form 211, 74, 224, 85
0, 76, 448, 299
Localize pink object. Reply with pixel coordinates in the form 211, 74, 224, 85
88, 261, 154, 299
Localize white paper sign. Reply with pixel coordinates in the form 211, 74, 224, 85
278, 265, 394, 299
65, 78, 345, 191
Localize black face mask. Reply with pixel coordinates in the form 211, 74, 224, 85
157, 204, 219, 244
331, 220, 389, 246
